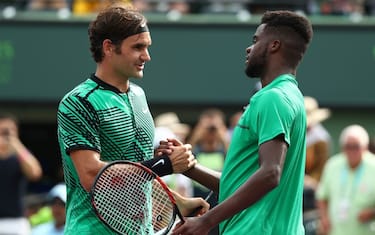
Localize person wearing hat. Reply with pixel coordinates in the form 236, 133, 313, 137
154, 112, 191, 144
303, 96, 332, 235
304, 96, 332, 182
31, 183, 66, 235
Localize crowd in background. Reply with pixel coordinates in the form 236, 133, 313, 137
1, 1, 375, 233
1, 94, 375, 234
1, 0, 375, 16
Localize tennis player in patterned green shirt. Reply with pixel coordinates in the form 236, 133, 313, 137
57, 4, 209, 234
171, 10, 313, 235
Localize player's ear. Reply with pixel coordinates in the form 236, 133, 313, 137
103, 39, 113, 56
270, 40, 281, 53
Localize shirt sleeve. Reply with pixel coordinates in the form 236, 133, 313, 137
251, 90, 294, 146
57, 94, 101, 155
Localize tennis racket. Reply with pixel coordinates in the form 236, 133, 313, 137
90, 160, 185, 235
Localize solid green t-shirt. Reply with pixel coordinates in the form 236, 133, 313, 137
219, 74, 306, 235
57, 75, 155, 234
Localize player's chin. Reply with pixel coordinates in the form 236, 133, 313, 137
132, 72, 144, 79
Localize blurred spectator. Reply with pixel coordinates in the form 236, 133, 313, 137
302, 99, 332, 235
369, 137, 375, 154
187, 108, 229, 235
200, 1, 247, 14
25, 193, 52, 227
304, 96, 332, 182
0, 0, 28, 10
154, 112, 190, 144
303, 174, 320, 235
319, 0, 365, 15
316, 124, 375, 235
0, 112, 43, 235
156, 0, 190, 13
227, 110, 242, 141
72, 0, 132, 15
31, 183, 66, 235
365, 0, 375, 14
132, 0, 152, 12
154, 112, 193, 197
28, 0, 69, 10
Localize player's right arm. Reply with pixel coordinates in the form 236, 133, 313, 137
70, 149, 106, 191
183, 164, 221, 193
157, 139, 221, 193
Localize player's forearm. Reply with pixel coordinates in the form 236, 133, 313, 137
183, 164, 221, 193
201, 167, 278, 229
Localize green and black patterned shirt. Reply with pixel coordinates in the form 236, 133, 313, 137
57, 74, 154, 234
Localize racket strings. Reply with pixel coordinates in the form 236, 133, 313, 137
151, 181, 175, 232
92, 163, 177, 235
93, 164, 154, 234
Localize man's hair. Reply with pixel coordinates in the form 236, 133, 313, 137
261, 10, 313, 45
88, 4, 148, 62
261, 11, 313, 67
339, 124, 369, 148
0, 112, 18, 125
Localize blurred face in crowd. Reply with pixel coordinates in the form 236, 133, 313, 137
50, 198, 66, 228
343, 136, 365, 168
0, 118, 18, 151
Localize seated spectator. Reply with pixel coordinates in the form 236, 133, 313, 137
25, 193, 53, 227
31, 183, 66, 235
72, 0, 132, 15
320, 0, 365, 15
316, 124, 375, 235
28, 0, 69, 10
304, 96, 331, 182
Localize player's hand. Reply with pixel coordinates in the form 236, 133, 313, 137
155, 138, 179, 156
155, 138, 196, 173
169, 143, 196, 173
172, 192, 210, 217
171, 216, 211, 235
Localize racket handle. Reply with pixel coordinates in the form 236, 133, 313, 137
187, 191, 214, 217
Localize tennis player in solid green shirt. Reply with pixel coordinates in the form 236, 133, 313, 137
170, 10, 313, 235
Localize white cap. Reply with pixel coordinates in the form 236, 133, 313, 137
49, 183, 67, 203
